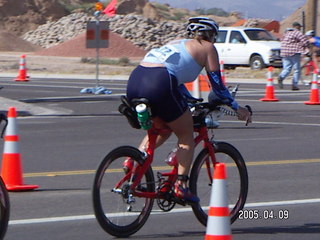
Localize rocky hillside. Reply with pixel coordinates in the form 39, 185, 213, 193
22, 13, 186, 51
21, 11, 243, 52
0, 0, 69, 36
1, 0, 315, 38
0, 0, 314, 55
0, 0, 187, 36
0, 0, 239, 53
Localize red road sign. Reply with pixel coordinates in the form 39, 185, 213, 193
86, 21, 109, 48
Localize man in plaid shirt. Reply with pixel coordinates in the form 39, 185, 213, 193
278, 22, 309, 90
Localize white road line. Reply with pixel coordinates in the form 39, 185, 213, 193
2, 82, 126, 90
9, 198, 320, 225
222, 120, 320, 127
244, 198, 320, 208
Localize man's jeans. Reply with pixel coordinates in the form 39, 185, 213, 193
279, 53, 301, 87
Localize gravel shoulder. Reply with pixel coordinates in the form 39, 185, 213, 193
0, 52, 137, 76
0, 51, 281, 79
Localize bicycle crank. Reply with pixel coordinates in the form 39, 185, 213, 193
156, 198, 175, 211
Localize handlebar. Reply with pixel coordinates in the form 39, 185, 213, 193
188, 98, 253, 127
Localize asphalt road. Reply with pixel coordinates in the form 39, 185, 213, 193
0, 75, 319, 240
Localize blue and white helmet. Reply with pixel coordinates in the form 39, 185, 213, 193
187, 17, 219, 36
306, 30, 315, 37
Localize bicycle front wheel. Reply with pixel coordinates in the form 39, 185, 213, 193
0, 177, 10, 240
92, 146, 155, 237
190, 141, 248, 226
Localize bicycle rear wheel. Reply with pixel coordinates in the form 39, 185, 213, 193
92, 146, 155, 237
300, 60, 315, 85
190, 141, 248, 226
0, 177, 10, 240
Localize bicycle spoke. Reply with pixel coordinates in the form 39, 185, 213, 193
100, 160, 149, 223
93, 146, 154, 237
190, 142, 248, 226
215, 152, 242, 209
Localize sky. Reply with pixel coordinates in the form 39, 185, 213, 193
150, 0, 307, 20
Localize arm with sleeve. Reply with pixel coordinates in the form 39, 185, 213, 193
207, 70, 239, 110
297, 32, 310, 48
312, 37, 320, 48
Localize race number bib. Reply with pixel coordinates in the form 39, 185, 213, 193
148, 45, 180, 62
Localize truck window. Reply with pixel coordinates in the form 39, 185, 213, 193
216, 30, 227, 43
230, 31, 246, 43
244, 29, 276, 41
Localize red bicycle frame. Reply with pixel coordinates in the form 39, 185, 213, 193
303, 58, 318, 76
118, 123, 218, 199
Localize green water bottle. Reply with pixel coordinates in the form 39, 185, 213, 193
135, 103, 152, 130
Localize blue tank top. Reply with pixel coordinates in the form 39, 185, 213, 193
141, 39, 203, 85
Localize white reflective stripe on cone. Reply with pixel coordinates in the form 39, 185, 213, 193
206, 216, 231, 235
5, 118, 18, 136
210, 179, 228, 207
3, 141, 19, 154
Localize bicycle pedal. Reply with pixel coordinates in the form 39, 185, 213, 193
172, 196, 187, 206
136, 185, 147, 192
126, 205, 133, 212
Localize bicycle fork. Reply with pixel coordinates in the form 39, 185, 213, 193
112, 154, 153, 211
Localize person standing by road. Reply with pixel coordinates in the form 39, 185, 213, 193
278, 22, 309, 90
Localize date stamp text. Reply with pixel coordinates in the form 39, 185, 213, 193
238, 209, 289, 220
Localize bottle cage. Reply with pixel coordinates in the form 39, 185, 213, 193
118, 96, 150, 129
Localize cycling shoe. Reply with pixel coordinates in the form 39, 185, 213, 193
174, 183, 199, 203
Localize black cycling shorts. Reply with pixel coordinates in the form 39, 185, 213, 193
126, 65, 188, 123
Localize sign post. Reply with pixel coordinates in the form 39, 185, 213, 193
81, 11, 111, 94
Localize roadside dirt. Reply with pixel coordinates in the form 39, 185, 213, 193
0, 29, 146, 75
0, 51, 281, 78
0, 52, 137, 75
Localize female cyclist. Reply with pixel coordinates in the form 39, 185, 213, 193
125, 17, 251, 203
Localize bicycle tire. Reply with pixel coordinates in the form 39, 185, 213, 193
300, 71, 313, 85
189, 141, 248, 226
92, 146, 155, 237
0, 177, 9, 240
300, 59, 315, 85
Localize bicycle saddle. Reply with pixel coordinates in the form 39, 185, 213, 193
118, 96, 141, 129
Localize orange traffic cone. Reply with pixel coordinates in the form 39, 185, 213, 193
199, 74, 211, 92
185, 74, 211, 93
1, 107, 39, 191
14, 54, 30, 82
204, 163, 232, 240
304, 70, 320, 105
260, 66, 279, 102
220, 60, 226, 85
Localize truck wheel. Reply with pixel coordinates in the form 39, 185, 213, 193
250, 55, 265, 70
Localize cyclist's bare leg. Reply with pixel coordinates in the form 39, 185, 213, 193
138, 132, 171, 151
138, 117, 172, 151
166, 109, 194, 188
123, 118, 172, 172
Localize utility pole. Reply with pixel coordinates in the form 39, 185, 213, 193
312, 0, 318, 35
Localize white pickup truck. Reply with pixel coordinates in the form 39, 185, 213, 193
214, 27, 282, 70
